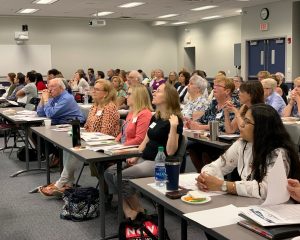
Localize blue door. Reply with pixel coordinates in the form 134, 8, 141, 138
266, 38, 285, 74
247, 40, 266, 79
247, 38, 285, 79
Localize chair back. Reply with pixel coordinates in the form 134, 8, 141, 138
29, 97, 41, 109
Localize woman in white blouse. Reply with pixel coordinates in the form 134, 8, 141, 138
69, 69, 89, 92
196, 104, 300, 199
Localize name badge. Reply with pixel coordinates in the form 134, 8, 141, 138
96, 110, 102, 116
132, 117, 137, 123
216, 112, 222, 120
149, 122, 156, 129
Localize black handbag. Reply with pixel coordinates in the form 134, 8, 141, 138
60, 187, 99, 222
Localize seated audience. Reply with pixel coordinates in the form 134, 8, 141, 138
151, 69, 166, 92
197, 104, 300, 199
37, 78, 85, 124
105, 83, 183, 220
271, 74, 287, 104
16, 71, 38, 103
111, 75, 127, 107
224, 81, 264, 133
3, 72, 16, 98
282, 76, 300, 117
276, 72, 289, 97
257, 70, 270, 81
182, 75, 208, 120
261, 78, 286, 115
186, 76, 239, 172
39, 79, 120, 196
35, 73, 47, 91
7, 72, 25, 101
69, 69, 89, 92
167, 71, 180, 88
107, 69, 115, 81
97, 70, 105, 79
176, 71, 190, 103
47, 68, 61, 83
87, 68, 96, 86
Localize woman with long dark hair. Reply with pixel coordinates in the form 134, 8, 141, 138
197, 104, 300, 199
224, 80, 264, 133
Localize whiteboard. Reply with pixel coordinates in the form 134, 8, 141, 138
0, 44, 51, 77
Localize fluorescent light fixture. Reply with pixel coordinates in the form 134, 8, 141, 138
201, 15, 221, 20
92, 11, 114, 17
17, 8, 39, 14
236, 9, 242, 13
33, 0, 59, 4
172, 21, 188, 25
153, 21, 167, 26
157, 14, 178, 19
118, 2, 145, 8
191, 5, 217, 11
236, 0, 249, 1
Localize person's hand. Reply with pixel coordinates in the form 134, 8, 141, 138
189, 120, 201, 130
169, 114, 179, 128
126, 157, 138, 166
41, 90, 50, 103
224, 100, 237, 114
196, 172, 223, 191
287, 179, 300, 202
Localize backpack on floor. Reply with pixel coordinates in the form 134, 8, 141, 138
17, 146, 38, 162
60, 187, 99, 222
119, 212, 170, 240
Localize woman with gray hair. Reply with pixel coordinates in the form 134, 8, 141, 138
261, 78, 286, 115
182, 75, 209, 120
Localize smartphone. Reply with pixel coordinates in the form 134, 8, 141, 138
165, 189, 189, 199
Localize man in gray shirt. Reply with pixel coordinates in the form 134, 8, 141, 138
16, 71, 38, 103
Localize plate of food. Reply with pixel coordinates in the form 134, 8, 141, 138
181, 191, 211, 205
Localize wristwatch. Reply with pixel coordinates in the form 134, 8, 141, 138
221, 181, 227, 192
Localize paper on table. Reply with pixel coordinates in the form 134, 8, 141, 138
184, 204, 243, 228
7, 100, 18, 106
262, 151, 290, 206
179, 173, 199, 190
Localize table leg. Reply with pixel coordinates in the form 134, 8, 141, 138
157, 204, 165, 240
98, 163, 106, 239
181, 218, 188, 240
45, 141, 50, 184
10, 125, 46, 177
117, 160, 123, 224
37, 135, 41, 169
59, 148, 63, 173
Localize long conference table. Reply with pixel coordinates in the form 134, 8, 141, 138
0, 107, 47, 176
30, 126, 141, 240
130, 177, 264, 240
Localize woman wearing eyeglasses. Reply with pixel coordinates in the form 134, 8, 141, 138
39, 79, 120, 197
196, 104, 300, 199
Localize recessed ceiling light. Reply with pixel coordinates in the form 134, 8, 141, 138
92, 11, 114, 17
202, 15, 221, 20
153, 21, 168, 26
191, 5, 217, 11
118, 2, 145, 8
157, 14, 178, 19
236, 9, 242, 13
33, 0, 59, 4
171, 21, 189, 25
17, 8, 39, 14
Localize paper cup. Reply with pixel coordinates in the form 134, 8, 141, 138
44, 119, 51, 128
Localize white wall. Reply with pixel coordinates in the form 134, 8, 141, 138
177, 16, 242, 78
241, 0, 293, 81
0, 16, 178, 79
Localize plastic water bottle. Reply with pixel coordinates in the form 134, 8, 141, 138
155, 146, 166, 187
84, 91, 89, 105
287, 88, 292, 101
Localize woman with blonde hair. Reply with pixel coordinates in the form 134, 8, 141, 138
39, 79, 120, 197
282, 76, 300, 117
106, 83, 183, 220
111, 75, 127, 107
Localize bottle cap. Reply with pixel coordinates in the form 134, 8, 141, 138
158, 146, 164, 152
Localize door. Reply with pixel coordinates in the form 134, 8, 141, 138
184, 47, 195, 73
247, 38, 285, 79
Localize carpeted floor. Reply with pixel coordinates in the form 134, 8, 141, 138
0, 140, 206, 240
